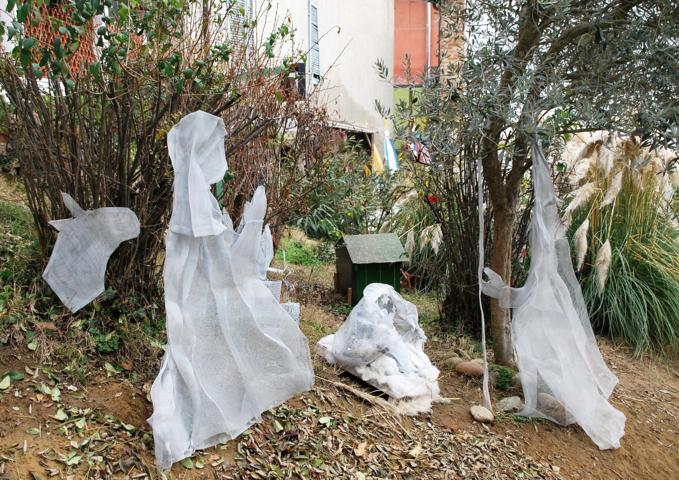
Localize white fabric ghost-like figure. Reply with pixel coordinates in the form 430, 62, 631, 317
257, 224, 274, 280
42, 192, 140, 312
318, 283, 440, 414
482, 139, 625, 450
148, 111, 314, 470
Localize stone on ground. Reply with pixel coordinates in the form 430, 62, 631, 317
496, 396, 524, 413
456, 361, 484, 377
470, 405, 494, 423
537, 392, 568, 424
442, 355, 465, 369
512, 372, 522, 388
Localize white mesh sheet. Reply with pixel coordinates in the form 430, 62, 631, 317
482, 140, 625, 449
148, 111, 314, 470
264, 280, 282, 302
319, 283, 440, 406
42, 192, 140, 312
282, 302, 300, 324
257, 225, 274, 280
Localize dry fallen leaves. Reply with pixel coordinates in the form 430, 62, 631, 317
354, 441, 368, 459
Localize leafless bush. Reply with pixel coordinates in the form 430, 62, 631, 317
0, 0, 333, 301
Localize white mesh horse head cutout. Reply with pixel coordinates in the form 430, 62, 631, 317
149, 111, 313, 470
42, 192, 140, 312
318, 283, 440, 413
482, 138, 625, 450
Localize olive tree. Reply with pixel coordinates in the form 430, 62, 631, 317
423, 0, 678, 365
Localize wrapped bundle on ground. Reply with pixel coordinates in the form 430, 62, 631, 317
318, 283, 440, 414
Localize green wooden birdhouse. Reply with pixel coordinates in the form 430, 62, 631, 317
335, 233, 408, 305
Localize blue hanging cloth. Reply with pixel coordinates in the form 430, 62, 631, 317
383, 134, 399, 173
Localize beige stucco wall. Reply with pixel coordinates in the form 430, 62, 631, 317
255, 0, 394, 141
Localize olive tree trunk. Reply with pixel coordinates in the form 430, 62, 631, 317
481, 131, 528, 367
488, 201, 517, 366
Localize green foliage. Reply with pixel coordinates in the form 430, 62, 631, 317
315, 242, 336, 264
295, 203, 342, 241
276, 237, 323, 266
390, 85, 489, 329
293, 141, 405, 240
391, 0, 679, 353
4, 0, 261, 94
331, 303, 352, 317
0, 199, 39, 289
88, 327, 121, 354
384, 187, 443, 292
402, 291, 440, 326
583, 239, 679, 354
1, 0, 316, 299
489, 364, 514, 391
0, 188, 166, 376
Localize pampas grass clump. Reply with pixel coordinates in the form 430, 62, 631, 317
564, 133, 679, 354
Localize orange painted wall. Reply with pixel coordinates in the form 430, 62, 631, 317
394, 0, 439, 85
25, 1, 95, 76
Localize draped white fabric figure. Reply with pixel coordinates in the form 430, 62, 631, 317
318, 283, 440, 413
42, 192, 140, 312
257, 225, 274, 281
149, 111, 314, 470
483, 139, 625, 449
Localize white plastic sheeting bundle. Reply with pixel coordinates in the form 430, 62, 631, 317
318, 283, 440, 414
482, 139, 625, 449
42, 192, 140, 312
148, 111, 314, 470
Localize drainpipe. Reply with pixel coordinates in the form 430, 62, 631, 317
426, 0, 431, 78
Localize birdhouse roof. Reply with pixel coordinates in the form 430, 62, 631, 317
340, 233, 407, 265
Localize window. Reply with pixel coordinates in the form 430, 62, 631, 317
281, 62, 307, 99
296, 62, 307, 97
309, 1, 320, 86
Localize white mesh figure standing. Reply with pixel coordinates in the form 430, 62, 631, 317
148, 111, 314, 470
483, 139, 625, 450
42, 192, 140, 312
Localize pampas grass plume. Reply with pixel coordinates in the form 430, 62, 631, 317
405, 230, 415, 256
600, 170, 623, 208
595, 239, 612, 293
575, 218, 589, 271
430, 224, 443, 254
563, 182, 597, 227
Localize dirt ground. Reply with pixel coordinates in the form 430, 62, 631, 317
2, 276, 678, 479
430, 338, 679, 480
1, 220, 678, 478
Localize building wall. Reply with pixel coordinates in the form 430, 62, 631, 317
255, 0, 394, 141
317, 0, 393, 137
438, 0, 465, 82
394, 0, 439, 86
1, 0, 395, 144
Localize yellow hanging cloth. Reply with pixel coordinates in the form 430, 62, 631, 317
371, 140, 385, 175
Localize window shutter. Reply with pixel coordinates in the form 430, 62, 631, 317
309, 3, 320, 82
230, 0, 252, 47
